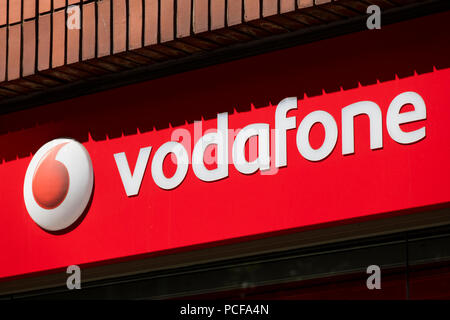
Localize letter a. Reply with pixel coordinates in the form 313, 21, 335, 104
366, 265, 381, 290
66, 265, 81, 290
367, 5, 381, 30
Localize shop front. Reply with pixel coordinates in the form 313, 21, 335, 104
0, 1, 449, 299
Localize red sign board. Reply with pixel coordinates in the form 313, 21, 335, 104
1, 12, 449, 280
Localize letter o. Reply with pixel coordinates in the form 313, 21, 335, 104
296, 110, 338, 161
151, 141, 189, 190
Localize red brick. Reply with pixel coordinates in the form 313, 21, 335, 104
82, 2, 96, 60
54, 0, 66, 9
22, 20, 36, 77
177, 0, 191, 38
227, 0, 242, 26
0, 0, 6, 26
97, 0, 111, 57
7, 24, 21, 80
52, 10, 65, 68
193, 0, 208, 34
298, 0, 313, 9
67, 4, 81, 30
211, 0, 225, 30
39, 0, 51, 13
23, 0, 36, 20
263, 0, 277, 17
128, 0, 143, 49
9, 0, 22, 24
38, 14, 51, 71
68, 0, 81, 4
67, 23, 80, 64
113, 0, 126, 53
160, 0, 174, 42
244, 0, 260, 22
280, 0, 295, 13
144, 0, 158, 46
0, 28, 6, 81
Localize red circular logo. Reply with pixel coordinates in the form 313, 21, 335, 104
24, 139, 94, 232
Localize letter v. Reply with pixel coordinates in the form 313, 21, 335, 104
114, 147, 152, 196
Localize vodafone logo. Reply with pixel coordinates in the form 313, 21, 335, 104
23, 138, 94, 232
114, 91, 427, 197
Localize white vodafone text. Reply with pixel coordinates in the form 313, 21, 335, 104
114, 91, 427, 196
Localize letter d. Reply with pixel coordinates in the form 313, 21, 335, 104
192, 113, 229, 182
